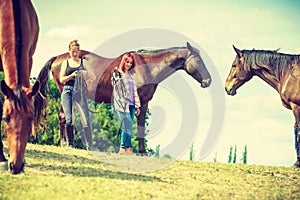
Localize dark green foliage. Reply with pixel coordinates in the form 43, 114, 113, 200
228, 146, 233, 163
213, 152, 218, 163
155, 144, 160, 158
162, 154, 172, 159
227, 145, 248, 164
189, 143, 195, 161
233, 145, 237, 164
243, 145, 248, 164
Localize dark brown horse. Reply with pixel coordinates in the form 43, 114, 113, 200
35, 42, 211, 154
0, 0, 40, 174
225, 45, 300, 167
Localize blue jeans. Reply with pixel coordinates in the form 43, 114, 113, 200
61, 85, 90, 127
117, 105, 135, 148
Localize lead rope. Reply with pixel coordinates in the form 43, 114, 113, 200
74, 69, 99, 113
111, 69, 139, 143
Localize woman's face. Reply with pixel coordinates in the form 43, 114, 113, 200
69, 47, 80, 59
124, 58, 133, 70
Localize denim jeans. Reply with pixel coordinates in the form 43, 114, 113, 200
61, 85, 90, 127
117, 105, 135, 148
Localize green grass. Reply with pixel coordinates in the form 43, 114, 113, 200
0, 142, 299, 200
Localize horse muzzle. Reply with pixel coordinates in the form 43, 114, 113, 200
9, 161, 25, 174
225, 87, 236, 96
201, 79, 211, 88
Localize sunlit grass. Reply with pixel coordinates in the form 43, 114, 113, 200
0, 143, 299, 200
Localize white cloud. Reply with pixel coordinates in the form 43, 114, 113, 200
45, 25, 94, 38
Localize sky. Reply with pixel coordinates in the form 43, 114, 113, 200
31, 0, 300, 166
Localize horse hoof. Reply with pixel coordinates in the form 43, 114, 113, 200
0, 161, 8, 171
293, 160, 300, 168
138, 152, 148, 157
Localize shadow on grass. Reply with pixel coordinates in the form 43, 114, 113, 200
25, 148, 163, 183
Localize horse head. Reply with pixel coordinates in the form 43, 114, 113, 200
1, 80, 39, 174
184, 42, 211, 88
225, 45, 253, 95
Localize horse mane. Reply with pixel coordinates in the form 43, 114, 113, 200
12, 0, 22, 82
242, 49, 300, 78
131, 46, 186, 54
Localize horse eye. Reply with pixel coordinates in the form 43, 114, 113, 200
2, 115, 10, 123
29, 116, 34, 122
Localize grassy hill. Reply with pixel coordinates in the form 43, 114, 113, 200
0, 142, 299, 200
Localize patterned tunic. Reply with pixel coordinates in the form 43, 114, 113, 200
112, 69, 141, 113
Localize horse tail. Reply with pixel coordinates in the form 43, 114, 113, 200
33, 56, 57, 136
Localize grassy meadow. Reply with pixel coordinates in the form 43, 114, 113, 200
0, 142, 299, 200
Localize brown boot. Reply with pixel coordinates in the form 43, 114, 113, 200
126, 147, 134, 155
66, 125, 74, 147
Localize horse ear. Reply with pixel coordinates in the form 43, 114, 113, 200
0, 80, 14, 98
187, 42, 194, 52
27, 80, 40, 98
233, 45, 243, 58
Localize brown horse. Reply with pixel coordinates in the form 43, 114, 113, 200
225, 45, 300, 167
0, 0, 40, 174
35, 42, 211, 154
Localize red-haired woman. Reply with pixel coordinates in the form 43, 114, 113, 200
112, 53, 141, 154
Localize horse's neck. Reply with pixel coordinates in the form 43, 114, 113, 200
254, 69, 280, 92
146, 50, 186, 84
253, 54, 299, 92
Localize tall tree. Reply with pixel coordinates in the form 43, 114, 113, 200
233, 145, 237, 164
189, 143, 195, 161
242, 145, 248, 164
228, 146, 233, 163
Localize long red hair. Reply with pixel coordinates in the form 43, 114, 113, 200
118, 52, 135, 73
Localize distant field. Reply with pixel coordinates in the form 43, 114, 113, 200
0, 143, 299, 200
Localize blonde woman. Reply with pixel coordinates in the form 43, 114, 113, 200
60, 39, 95, 150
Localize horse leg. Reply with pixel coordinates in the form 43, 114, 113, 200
137, 103, 148, 155
294, 123, 300, 167
58, 111, 66, 147
291, 103, 300, 167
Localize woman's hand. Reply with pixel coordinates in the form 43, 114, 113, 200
78, 70, 93, 80
136, 107, 140, 116
71, 71, 78, 78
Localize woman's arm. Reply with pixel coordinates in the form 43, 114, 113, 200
60, 60, 77, 84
